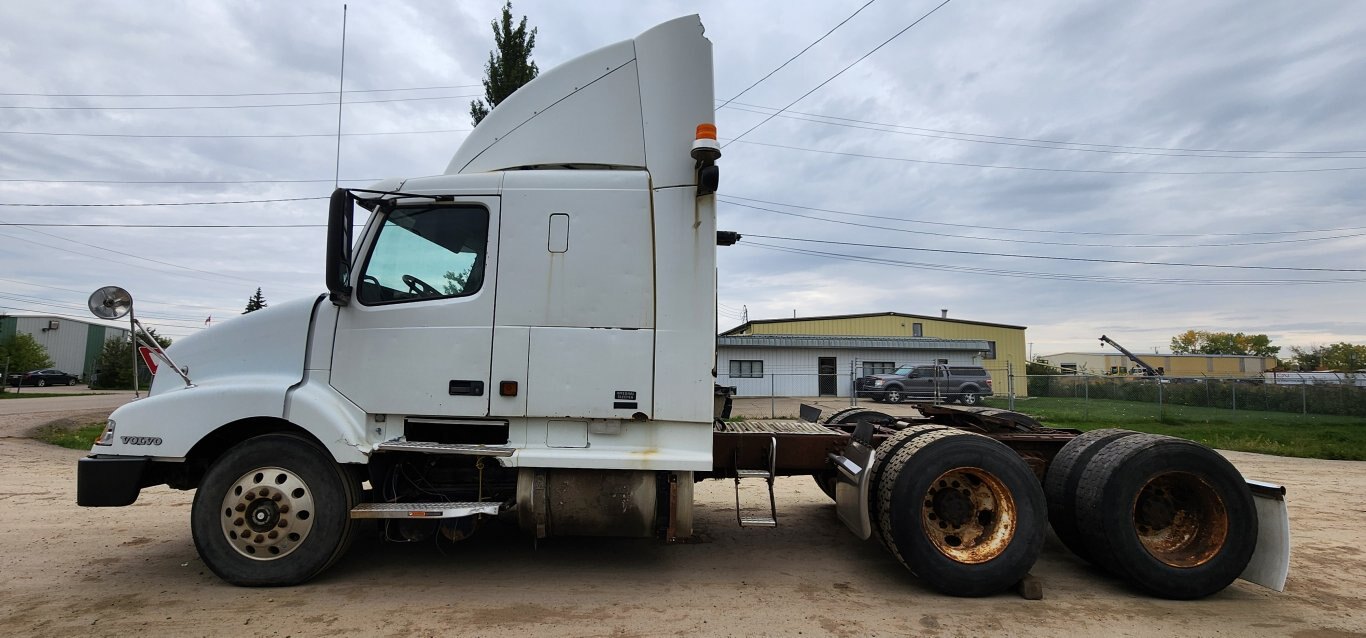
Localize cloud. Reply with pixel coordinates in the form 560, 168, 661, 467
0, 0, 1363, 353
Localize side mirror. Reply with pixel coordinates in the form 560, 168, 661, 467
326, 189, 355, 306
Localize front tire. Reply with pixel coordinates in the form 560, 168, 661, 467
191, 433, 359, 586
67, 378, 77, 386
883, 387, 904, 404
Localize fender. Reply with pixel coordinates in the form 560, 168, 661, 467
283, 372, 370, 464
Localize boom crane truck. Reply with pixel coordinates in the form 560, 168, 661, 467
1100, 334, 1162, 376
75, 16, 1288, 599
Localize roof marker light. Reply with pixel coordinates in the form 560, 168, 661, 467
691, 123, 721, 162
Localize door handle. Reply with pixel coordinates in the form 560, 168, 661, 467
449, 380, 485, 396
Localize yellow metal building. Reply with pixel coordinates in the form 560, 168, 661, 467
721, 311, 1028, 396
1038, 352, 1276, 378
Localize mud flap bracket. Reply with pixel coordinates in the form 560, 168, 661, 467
831, 440, 877, 540
1240, 479, 1289, 592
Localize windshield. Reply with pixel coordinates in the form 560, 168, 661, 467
893, 365, 914, 376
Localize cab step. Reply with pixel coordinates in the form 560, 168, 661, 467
375, 440, 515, 457
350, 501, 500, 519
734, 436, 779, 528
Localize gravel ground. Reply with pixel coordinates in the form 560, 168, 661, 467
0, 398, 1363, 637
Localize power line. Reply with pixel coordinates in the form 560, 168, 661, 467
742, 242, 1366, 286
0, 94, 480, 111
0, 275, 240, 314
725, 0, 954, 147
721, 194, 1366, 237
0, 223, 321, 228
0, 178, 377, 184
0, 230, 258, 284
0, 197, 325, 207
730, 139, 1366, 175
0, 129, 469, 139
720, 198, 1366, 248
720, 103, 1366, 160
0, 304, 204, 332
0, 291, 208, 324
0, 84, 480, 98
740, 233, 1366, 272
717, 1, 878, 110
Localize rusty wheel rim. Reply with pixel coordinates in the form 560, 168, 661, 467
920, 467, 1017, 564
1132, 472, 1228, 568
218, 466, 316, 561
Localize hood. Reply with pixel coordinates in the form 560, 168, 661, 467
149, 295, 323, 395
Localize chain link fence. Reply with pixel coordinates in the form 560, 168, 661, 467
1013, 373, 1366, 418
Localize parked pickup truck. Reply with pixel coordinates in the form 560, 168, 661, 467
856, 364, 994, 405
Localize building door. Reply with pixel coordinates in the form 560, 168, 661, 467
818, 357, 837, 396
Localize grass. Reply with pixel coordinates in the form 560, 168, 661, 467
983, 396, 1366, 461
31, 421, 106, 450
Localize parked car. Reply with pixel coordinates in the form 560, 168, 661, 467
7, 368, 80, 387
855, 364, 994, 405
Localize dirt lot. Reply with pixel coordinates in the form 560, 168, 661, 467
1, 401, 1364, 637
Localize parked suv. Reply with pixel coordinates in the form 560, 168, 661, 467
856, 364, 993, 405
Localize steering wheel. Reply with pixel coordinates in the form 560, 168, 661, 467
402, 274, 441, 297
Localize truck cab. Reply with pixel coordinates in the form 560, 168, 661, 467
78, 15, 722, 585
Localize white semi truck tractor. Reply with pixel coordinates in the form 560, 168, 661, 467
76, 16, 1289, 599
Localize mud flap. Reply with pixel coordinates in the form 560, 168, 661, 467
831, 440, 877, 540
1239, 480, 1289, 592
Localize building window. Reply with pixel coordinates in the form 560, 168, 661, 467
863, 361, 895, 376
729, 360, 763, 379
1060, 363, 1078, 373
983, 341, 997, 360
912, 323, 923, 337
935, 359, 949, 365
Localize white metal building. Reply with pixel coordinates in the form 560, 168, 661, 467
0, 314, 130, 380
717, 334, 991, 397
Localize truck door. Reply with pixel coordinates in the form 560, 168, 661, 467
330, 198, 499, 416
906, 365, 937, 400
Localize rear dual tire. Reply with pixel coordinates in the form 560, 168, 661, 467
872, 427, 1046, 597
1046, 430, 1258, 599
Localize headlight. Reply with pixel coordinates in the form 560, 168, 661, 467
872, 380, 884, 387
95, 420, 116, 446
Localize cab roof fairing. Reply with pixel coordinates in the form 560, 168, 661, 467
445, 15, 714, 190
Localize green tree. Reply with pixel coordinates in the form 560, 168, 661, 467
1289, 342, 1366, 371
0, 333, 54, 375
243, 287, 268, 314
1169, 330, 1279, 357
469, 1, 539, 127
442, 266, 473, 295
92, 329, 172, 389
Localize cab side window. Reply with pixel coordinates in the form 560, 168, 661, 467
356, 205, 489, 305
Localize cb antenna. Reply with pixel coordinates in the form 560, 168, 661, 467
334, 4, 348, 188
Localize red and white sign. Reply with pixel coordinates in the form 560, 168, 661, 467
137, 346, 159, 375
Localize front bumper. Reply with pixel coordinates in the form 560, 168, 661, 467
77, 456, 148, 506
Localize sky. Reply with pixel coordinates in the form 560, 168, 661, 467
1, 1, 1363, 358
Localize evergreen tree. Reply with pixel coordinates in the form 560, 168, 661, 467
92, 329, 172, 390
469, 1, 539, 126
243, 287, 268, 314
